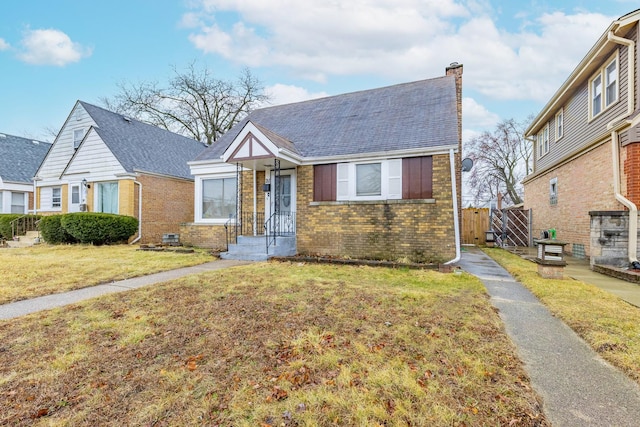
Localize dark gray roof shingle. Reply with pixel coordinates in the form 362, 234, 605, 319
79, 102, 207, 179
0, 133, 51, 184
195, 75, 458, 162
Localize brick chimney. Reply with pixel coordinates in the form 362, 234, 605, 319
446, 62, 463, 242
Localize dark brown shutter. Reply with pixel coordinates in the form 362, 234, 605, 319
402, 156, 433, 199
314, 164, 337, 201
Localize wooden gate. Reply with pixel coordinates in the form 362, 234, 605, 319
462, 208, 490, 245
490, 208, 531, 247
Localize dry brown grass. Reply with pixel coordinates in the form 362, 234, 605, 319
484, 247, 640, 384
0, 245, 213, 304
0, 262, 548, 426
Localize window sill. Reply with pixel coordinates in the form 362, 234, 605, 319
310, 199, 436, 206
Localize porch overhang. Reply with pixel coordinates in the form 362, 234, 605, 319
221, 121, 301, 170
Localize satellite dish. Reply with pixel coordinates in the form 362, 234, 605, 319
461, 158, 474, 172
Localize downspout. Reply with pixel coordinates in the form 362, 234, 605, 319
606, 30, 637, 265
445, 148, 461, 264
130, 180, 143, 244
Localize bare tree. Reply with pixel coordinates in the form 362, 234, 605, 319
465, 117, 533, 206
102, 63, 269, 145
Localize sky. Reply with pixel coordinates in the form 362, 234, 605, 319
0, 0, 637, 147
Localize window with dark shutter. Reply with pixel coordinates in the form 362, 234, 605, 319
402, 156, 433, 199
314, 164, 337, 201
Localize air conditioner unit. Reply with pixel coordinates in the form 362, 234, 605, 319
79, 204, 87, 212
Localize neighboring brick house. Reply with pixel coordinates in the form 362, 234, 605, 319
182, 64, 463, 263
0, 133, 51, 214
34, 101, 206, 244
523, 9, 640, 266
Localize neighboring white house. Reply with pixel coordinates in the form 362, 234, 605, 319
0, 132, 51, 214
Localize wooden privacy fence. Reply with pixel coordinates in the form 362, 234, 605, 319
490, 208, 531, 247
462, 208, 490, 245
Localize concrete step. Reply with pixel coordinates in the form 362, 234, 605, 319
222, 235, 296, 260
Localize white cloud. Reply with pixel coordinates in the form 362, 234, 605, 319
463, 97, 500, 130
0, 38, 9, 50
264, 83, 329, 106
184, 1, 619, 104
18, 28, 92, 66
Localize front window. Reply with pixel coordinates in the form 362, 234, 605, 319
96, 182, 119, 214
202, 177, 237, 219
11, 192, 26, 214
356, 163, 381, 196
52, 187, 61, 208
590, 53, 619, 119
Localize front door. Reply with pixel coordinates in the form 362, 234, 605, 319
266, 169, 296, 235
68, 183, 81, 212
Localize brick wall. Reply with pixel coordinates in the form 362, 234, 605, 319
524, 141, 619, 257
180, 223, 227, 250
624, 142, 640, 206
296, 154, 457, 263
137, 173, 194, 244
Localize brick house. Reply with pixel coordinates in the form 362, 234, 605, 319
523, 9, 640, 267
34, 101, 206, 244
0, 133, 50, 214
182, 64, 463, 263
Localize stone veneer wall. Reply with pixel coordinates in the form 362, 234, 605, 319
295, 154, 457, 264
589, 210, 640, 267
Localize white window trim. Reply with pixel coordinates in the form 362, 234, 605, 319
589, 52, 619, 121
336, 159, 402, 201
195, 174, 238, 224
51, 186, 62, 210
555, 108, 564, 141
537, 123, 550, 159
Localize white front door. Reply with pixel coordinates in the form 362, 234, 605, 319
68, 183, 81, 212
266, 169, 296, 235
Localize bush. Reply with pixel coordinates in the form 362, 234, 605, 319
0, 214, 42, 240
60, 213, 138, 245
39, 215, 78, 244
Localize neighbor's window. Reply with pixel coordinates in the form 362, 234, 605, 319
356, 163, 382, 196
96, 182, 119, 214
73, 128, 85, 149
202, 177, 237, 219
52, 187, 61, 209
537, 123, 549, 158
590, 53, 618, 119
550, 177, 558, 206
555, 108, 564, 141
11, 192, 26, 214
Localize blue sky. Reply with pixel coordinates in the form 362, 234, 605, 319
0, 0, 636, 143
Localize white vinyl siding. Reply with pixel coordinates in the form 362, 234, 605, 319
589, 53, 619, 120
63, 130, 126, 180
0, 191, 3, 212
336, 160, 403, 201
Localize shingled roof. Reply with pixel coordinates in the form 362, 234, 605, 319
79, 102, 207, 179
195, 75, 458, 162
0, 133, 51, 184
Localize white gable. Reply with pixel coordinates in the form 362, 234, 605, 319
36, 102, 97, 184
62, 128, 126, 181
222, 123, 279, 163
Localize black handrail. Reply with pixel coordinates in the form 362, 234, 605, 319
10, 215, 39, 239
264, 212, 296, 255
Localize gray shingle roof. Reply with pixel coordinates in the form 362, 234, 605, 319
79, 102, 207, 179
195, 75, 458, 162
0, 133, 51, 184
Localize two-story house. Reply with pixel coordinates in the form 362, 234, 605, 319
523, 9, 640, 267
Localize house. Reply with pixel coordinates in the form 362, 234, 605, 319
34, 101, 206, 244
523, 9, 640, 267
182, 64, 463, 263
0, 133, 51, 214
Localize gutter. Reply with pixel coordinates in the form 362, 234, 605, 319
130, 180, 143, 244
445, 148, 461, 265
606, 29, 638, 266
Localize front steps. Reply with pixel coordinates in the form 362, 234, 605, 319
220, 235, 296, 261
5, 231, 41, 248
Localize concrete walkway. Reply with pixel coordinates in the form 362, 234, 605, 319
458, 246, 640, 426
0, 259, 252, 320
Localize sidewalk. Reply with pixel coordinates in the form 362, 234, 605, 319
0, 259, 252, 320
458, 246, 640, 426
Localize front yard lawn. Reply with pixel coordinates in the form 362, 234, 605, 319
0, 262, 548, 426
0, 245, 213, 304
484, 247, 640, 385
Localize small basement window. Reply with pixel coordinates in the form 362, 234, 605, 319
550, 177, 558, 205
